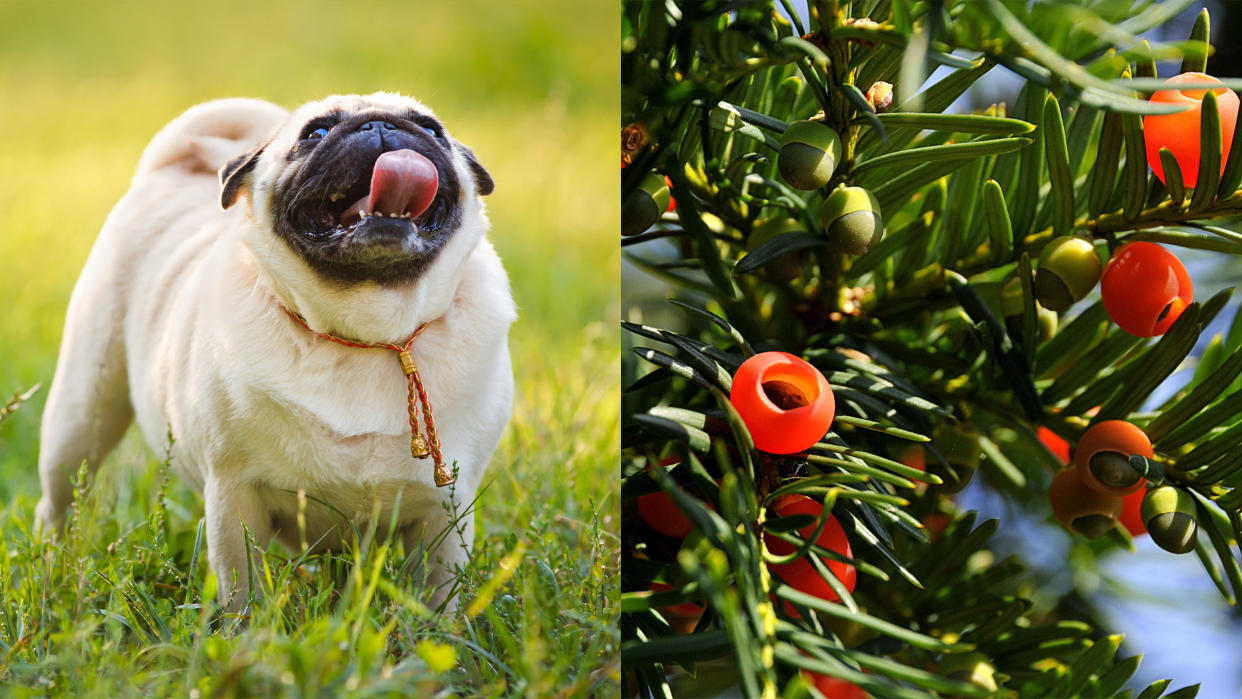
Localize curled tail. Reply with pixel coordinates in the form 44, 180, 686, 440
134, 98, 288, 178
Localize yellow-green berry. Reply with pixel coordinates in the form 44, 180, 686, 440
778, 120, 842, 190
820, 186, 883, 255
1141, 485, 1197, 554
621, 172, 671, 237
1001, 277, 1059, 345
1035, 235, 1102, 312
748, 217, 807, 281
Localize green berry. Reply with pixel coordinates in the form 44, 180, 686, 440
1140, 485, 1197, 554
621, 172, 670, 237
778, 120, 842, 190
1001, 277, 1059, 345
748, 217, 807, 281
1034, 235, 1102, 312
820, 186, 883, 255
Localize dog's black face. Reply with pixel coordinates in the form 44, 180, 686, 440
221, 104, 493, 286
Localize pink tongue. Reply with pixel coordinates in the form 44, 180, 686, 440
340, 149, 438, 224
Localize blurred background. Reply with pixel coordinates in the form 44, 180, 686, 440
0, 0, 617, 587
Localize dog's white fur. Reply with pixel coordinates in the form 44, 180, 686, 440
37, 94, 515, 610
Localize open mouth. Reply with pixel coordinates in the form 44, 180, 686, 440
318, 149, 449, 238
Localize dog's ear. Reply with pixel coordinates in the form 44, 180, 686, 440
219, 141, 268, 210
456, 142, 494, 196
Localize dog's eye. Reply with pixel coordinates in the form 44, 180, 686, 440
422, 126, 438, 138
307, 127, 330, 140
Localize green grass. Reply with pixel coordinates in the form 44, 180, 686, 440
0, 2, 619, 695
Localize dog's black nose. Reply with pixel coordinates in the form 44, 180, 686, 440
359, 120, 397, 132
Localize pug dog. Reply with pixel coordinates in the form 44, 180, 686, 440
36, 93, 515, 611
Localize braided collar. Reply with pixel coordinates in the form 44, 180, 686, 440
281, 306, 452, 487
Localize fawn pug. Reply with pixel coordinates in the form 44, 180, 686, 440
37, 93, 515, 610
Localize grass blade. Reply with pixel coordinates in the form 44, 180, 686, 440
1043, 94, 1074, 236
1121, 107, 1148, 219
1035, 300, 1109, 377
858, 58, 995, 153
1043, 330, 1144, 405
733, 232, 829, 275
984, 0, 1137, 100
1089, 111, 1124, 216
1190, 89, 1222, 211
1147, 344, 1242, 441
872, 157, 983, 215
774, 587, 968, 652
947, 271, 1042, 419
853, 137, 1032, 176
0, 384, 41, 425
1018, 253, 1038, 364
831, 415, 929, 442
1195, 493, 1242, 606
1156, 390, 1242, 451
839, 82, 887, 143
1050, 634, 1123, 699
1094, 303, 1202, 421
668, 299, 756, 356
1174, 418, 1242, 471
1136, 680, 1173, 699
632, 414, 712, 453
666, 168, 739, 301
1158, 147, 1185, 205
1217, 92, 1242, 198
982, 179, 1014, 263
1011, 85, 1046, 237
631, 347, 722, 394
870, 112, 1034, 135
621, 630, 733, 664
1180, 8, 1210, 74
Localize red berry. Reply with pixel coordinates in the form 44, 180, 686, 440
1038, 427, 1071, 463
1049, 468, 1123, 539
649, 582, 706, 619
802, 671, 867, 699
1119, 488, 1147, 537
1073, 420, 1153, 497
636, 490, 694, 538
730, 352, 835, 454
1144, 72, 1240, 188
764, 495, 856, 603
922, 513, 950, 541
897, 445, 926, 471
664, 175, 676, 212
1101, 242, 1193, 337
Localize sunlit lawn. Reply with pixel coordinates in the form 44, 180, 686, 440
0, 2, 619, 695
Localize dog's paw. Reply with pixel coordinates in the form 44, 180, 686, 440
33, 498, 65, 538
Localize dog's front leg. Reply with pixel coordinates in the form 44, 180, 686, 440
403, 503, 474, 613
204, 477, 274, 612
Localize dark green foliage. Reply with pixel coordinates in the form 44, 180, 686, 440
623, 1, 1241, 697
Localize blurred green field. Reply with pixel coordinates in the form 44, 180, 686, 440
0, 2, 618, 695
